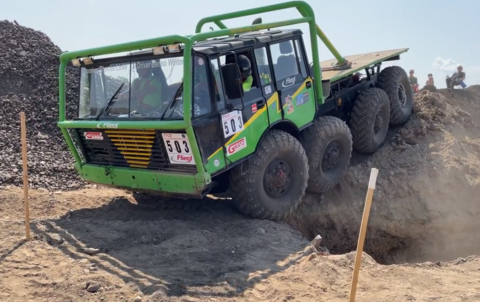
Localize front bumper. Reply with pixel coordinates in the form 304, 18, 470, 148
75, 163, 208, 197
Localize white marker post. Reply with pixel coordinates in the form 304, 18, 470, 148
349, 168, 379, 302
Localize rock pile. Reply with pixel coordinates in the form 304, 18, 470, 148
0, 20, 83, 190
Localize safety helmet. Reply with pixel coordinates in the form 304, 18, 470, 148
237, 55, 252, 79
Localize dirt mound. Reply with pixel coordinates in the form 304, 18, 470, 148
0, 20, 84, 191
287, 86, 480, 264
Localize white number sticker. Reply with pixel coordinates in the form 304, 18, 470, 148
221, 110, 244, 138
161, 133, 195, 165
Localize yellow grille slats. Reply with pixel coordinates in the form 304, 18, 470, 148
104, 129, 156, 168
108, 134, 155, 139
110, 138, 154, 143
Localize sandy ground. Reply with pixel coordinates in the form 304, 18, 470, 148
1, 186, 480, 302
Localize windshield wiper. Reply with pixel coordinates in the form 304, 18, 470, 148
95, 83, 125, 120
161, 82, 184, 120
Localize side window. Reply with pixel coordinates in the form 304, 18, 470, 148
270, 40, 299, 81
192, 55, 212, 117
210, 57, 226, 111
220, 51, 260, 92
254, 47, 272, 86
294, 39, 308, 78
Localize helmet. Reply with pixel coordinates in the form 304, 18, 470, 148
237, 55, 252, 79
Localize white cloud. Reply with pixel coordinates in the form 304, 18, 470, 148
432, 57, 461, 72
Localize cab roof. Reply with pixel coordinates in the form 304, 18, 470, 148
192, 28, 303, 54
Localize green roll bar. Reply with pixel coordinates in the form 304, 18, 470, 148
57, 0, 347, 183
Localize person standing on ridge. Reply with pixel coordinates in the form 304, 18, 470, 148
409, 69, 419, 93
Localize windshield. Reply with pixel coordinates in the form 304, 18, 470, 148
77, 54, 212, 120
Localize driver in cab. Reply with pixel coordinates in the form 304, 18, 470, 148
128, 60, 163, 111
237, 55, 253, 92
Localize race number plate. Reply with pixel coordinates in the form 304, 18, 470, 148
221, 110, 244, 138
161, 133, 195, 165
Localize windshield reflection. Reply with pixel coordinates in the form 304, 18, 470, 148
77, 55, 212, 120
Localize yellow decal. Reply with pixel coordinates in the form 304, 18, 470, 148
207, 93, 275, 160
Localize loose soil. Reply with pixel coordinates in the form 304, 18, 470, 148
1, 186, 480, 302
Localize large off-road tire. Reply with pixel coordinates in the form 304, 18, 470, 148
376, 66, 414, 125
350, 87, 390, 154
229, 130, 309, 220
298, 116, 353, 194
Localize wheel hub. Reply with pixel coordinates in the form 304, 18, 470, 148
397, 83, 407, 107
322, 141, 340, 172
264, 159, 293, 198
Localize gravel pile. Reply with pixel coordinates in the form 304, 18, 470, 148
0, 20, 83, 191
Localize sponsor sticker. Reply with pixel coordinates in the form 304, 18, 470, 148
296, 92, 309, 106
282, 76, 296, 88
285, 95, 294, 114
169, 154, 194, 164
264, 85, 272, 94
84, 132, 103, 140
226, 137, 247, 156
96, 122, 118, 129
251, 103, 257, 113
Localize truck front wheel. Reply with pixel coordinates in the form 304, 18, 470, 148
229, 130, 309, 220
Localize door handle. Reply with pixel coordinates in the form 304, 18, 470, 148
306, 81, 312, 88
256, 100, 266, 109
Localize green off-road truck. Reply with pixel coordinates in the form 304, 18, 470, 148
58, 1, 413, 220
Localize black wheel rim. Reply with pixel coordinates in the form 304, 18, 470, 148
322, 141, 340, 172
263, 159, 293, 198
398, 83, 407, 107
374, 110, 384, 134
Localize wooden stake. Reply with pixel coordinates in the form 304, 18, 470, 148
20, 112, 31, 241
349, 168, 379, 302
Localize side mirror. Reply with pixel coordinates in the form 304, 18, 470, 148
221, 63, 244, 102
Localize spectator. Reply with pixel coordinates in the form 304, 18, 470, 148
426, 73, 434, 86
409, 69, 419, 93
446, 65, 466, 90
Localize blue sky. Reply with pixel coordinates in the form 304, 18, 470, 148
2, 0, 479, 88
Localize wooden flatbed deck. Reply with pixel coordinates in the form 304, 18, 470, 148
320, 48, 409, 82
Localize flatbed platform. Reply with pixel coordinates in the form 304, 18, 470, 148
320, 48, 409, 82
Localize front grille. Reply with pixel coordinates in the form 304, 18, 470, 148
75, 128, 197, 173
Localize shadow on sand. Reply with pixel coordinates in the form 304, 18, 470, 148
31, 196, 315, 298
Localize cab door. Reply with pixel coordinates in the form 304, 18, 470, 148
253, 46, 281, 125
215, 50, 269, 166
269, 38, 316, 128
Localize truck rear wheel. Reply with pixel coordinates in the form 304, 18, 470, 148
376, 66, 414, 125
229, 130, 309, 220
350, 87, 390, 154
299, 116, 352, 194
